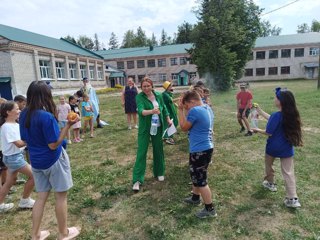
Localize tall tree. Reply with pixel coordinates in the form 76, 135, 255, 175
77, 35, 94, 50
63, 35, 77, 44
311, 19, 320, 32
297, 23, 310, 33
108, 32, 119, 49
176, 21, 194, 44
93, 33, 101, 51
259, 20, 282, 37
147, 33, 158, 46
160, 29, 171, 46
121, 30, 136, 48
134, 26, 148, 47
190, 0, 261, 91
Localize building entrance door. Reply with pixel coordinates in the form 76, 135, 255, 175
0, 77, 13, 100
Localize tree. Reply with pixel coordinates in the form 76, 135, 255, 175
77, 35, 94, 50
160, 29, 172, 46
93, 33, 101, 51
108, 32, 119, 49
147, 33, 158, 46
63, 35, 77, 44
259, 20, 282, 37
311, 19, 320, 32
176, 21, 194, 44
297, 23, 310, 33
133, 26, 148, 47
190, 0, 262, 91
121, 30, 136, 48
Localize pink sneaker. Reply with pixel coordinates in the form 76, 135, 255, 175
73, 138, 80, 143
78, 138, 84, 142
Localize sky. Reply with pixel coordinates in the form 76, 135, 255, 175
1, 0, 319, 48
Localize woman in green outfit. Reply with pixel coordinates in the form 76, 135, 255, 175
162, 81, 178, 145
132, 77, 172, 192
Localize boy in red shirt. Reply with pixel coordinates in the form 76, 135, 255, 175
236, 82, 253, 136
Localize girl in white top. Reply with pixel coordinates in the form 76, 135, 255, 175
0, 101, 35, 212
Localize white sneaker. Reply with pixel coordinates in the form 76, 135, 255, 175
19, 198, 35, 209
284, 198, 301, 208
132, 182, 140, 191
158, 176, 165, 182
128, 126, 132, 130
262, 180, 277, 192
67, 140, 72, 144
0, 203, 14, 212
134, 125, 138, 129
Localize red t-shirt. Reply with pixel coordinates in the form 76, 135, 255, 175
236, 91, 253, 109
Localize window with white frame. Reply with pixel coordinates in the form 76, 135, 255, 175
39, 60, 51, 79
137, 60, 145, 68
189, 72, 197, 79
170, 58, 178, 65
159, 73, 167, 81
147, 59, 156, 68
147, 74, 156, 81
89, 66, 94, 79
80, 65, 86, 79
69, 63, 77, 79
180, 57, 187, 65
158, 58, 166, 67
97, 67, 102, 80
309, 47, 319, 56
55, 62, 65, 79
171, 73, 178, 80
117, 61, 125, 69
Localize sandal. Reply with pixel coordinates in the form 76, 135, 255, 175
60, 226, 81, 240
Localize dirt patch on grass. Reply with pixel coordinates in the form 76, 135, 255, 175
303, 127, 320, 134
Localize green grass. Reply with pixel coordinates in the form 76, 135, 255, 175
1, 80, 320, 240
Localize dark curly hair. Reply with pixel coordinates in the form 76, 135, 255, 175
278, 90, 303, 147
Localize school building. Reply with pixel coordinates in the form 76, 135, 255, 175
0, 24, 106, 100
96, 44, 198, 87
240, 32, 320, 82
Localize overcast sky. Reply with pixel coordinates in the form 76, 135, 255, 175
1, 0, 319, 47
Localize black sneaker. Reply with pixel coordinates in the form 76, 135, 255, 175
195, 207, 217, 218
184, 196, 201, 205
97, 124, 103, 128
240, 127, 246, 133
244, 131, 253, 136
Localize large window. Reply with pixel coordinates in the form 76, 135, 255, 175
245, 68, 253, 76
268, 67, 278, 75
171, 73, 178, 81
158, 58, 166, 67
147, 59, 156, 68
127, 61, 134, 69
269, 50, 278, 59
117, 61, 125, 69
170, 58, 178, 65
309, 47, 319, 56
180, 57, 187, 65
256, 51, 266, 60
39, 60, 51, 79
97, 67, 103, 80
69, 63, 77, 79
281, 49, 291, 58
55, 62, 65, 79
281, 66, 290, 74
89, 66, 94, 79
80, 65, 86, 79
256, 68, 265, 76
138, 75, 145, 82
137, 60, 145, 68
189, 72, 197, 79
159, 73, 167, 82
294, 48, 304, 57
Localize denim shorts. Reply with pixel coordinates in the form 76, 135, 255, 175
3, 151, 27, 173
189, 148, 213, 187
58, 120, 68, 129
32, 148, 73, 192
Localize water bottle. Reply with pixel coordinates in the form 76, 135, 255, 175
251, 103, 259, 128
150, 114, 159, 135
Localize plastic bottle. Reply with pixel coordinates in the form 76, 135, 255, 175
150, 114, 159, 135
251, 103, 259, 128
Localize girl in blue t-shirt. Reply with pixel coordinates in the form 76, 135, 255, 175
252, 87, 303, 208
19, 81, 80, 240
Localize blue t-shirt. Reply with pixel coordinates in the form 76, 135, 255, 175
82, 101, 93, 117
187, 105, 214, 153
19, 109, 62, 169
266, 111, 294, 158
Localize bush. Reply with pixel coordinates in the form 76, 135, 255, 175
96, 87, 121, 94
114, 84, 124, 89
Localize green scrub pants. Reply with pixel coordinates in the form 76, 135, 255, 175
132, 127, 165, 184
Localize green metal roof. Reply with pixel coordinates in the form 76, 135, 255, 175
110, 72, 125, 78
0, 24, 103, 59
255, 32, 320, 48
96, 43, 193, 60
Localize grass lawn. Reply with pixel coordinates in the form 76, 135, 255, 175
1, 80, 320, 240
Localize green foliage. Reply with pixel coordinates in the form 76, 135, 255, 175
176, 21, 194, 44
108, 32, 119, 50
114, 84, 124, 89
95, 87, 121, 94
190, 0, 262, 91
259, 20, 282, 37
77, 35, 94, 50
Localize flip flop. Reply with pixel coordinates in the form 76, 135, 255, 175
61, 227, 81, 240
39, 230, 50, 240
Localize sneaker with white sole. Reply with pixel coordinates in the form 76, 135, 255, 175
132, 182, 140, 192
195, 207, 217, 219
0, 203, 14, 212
284, 198, 301, 208
262, 180, 277, 192
157, 176, 165, 181
19, 198, 35, 209
184, 196, 201, 205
